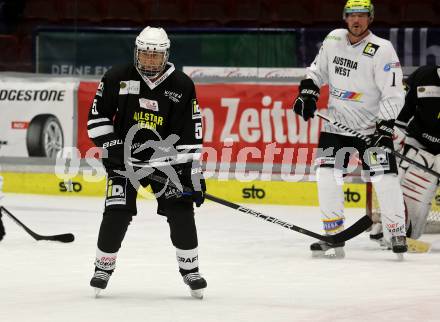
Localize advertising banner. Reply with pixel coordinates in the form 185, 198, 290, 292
0, 171, 368, 208
36, 29, 297, 75
197, 83, 329, 166
0, 78, 76, 157
76, 81, 330, 165
77, 81, 99, 157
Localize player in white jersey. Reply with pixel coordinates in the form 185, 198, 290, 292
293, 0, 407, 258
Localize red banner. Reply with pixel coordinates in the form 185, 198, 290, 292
77, 81, 99, 157
77, 81, 329, 164
198, 83, 328, 165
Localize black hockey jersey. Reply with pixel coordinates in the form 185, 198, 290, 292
397, 65, 440, 155
87, 63, 203, 164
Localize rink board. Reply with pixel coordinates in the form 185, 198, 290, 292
0, 171, 367, 208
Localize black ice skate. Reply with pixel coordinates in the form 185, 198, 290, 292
310, 240, 345, 258
183, 272, 207, 299
90, 270, 112, 297
391, 236, 407, 261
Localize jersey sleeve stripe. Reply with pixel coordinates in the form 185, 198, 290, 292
87, 118, 112, 126
88, 125, 114, 139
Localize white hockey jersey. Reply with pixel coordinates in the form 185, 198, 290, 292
307, 29, 405, 135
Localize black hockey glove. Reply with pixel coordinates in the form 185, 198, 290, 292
101, 139, 125, 171
174, 162, 206, 207
369, 120, 395, 149
293, 79, 320, 121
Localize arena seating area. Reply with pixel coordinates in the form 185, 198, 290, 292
16, 0, 440, 28
0, 0, 439, 71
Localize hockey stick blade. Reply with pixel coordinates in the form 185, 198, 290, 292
142, 172, 372, 243
205, 193, 372, 244
316, 112, 440, 179
0, 206, 75, 243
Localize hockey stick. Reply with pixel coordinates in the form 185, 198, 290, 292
316, 112, 440, 179
0, 206, 75, 243
143, 172, 372, 244
205, 193, 372, 244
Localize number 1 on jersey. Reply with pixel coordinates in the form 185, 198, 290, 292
391, 72, 396, 87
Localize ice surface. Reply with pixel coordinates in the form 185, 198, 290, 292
1, 193, 439, 322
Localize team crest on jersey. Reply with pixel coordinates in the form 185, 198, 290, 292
362, 42, 380, 57
139, 98, 159, 111
119, 80, 140, 95
191, 99, 201, 119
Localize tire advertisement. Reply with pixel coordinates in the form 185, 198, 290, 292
0, 78, 76, 157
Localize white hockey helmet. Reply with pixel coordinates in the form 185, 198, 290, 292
134, 26, 170, 79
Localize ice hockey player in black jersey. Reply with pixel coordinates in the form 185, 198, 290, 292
87, 26, 207, 298
370, 65, 440, 241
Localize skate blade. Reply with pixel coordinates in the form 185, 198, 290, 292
395, 253, 404, 261
94, 288, 102, 298
370, 237, 389, 248
190, 289, 204, 299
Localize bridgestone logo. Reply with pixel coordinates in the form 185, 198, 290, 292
0, 89, 66, 101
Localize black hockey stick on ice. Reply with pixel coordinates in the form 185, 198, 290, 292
316, 112, 440, 179
205, 193, 372, 244
144, 172, 372, 244
0, 206, 75, 243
